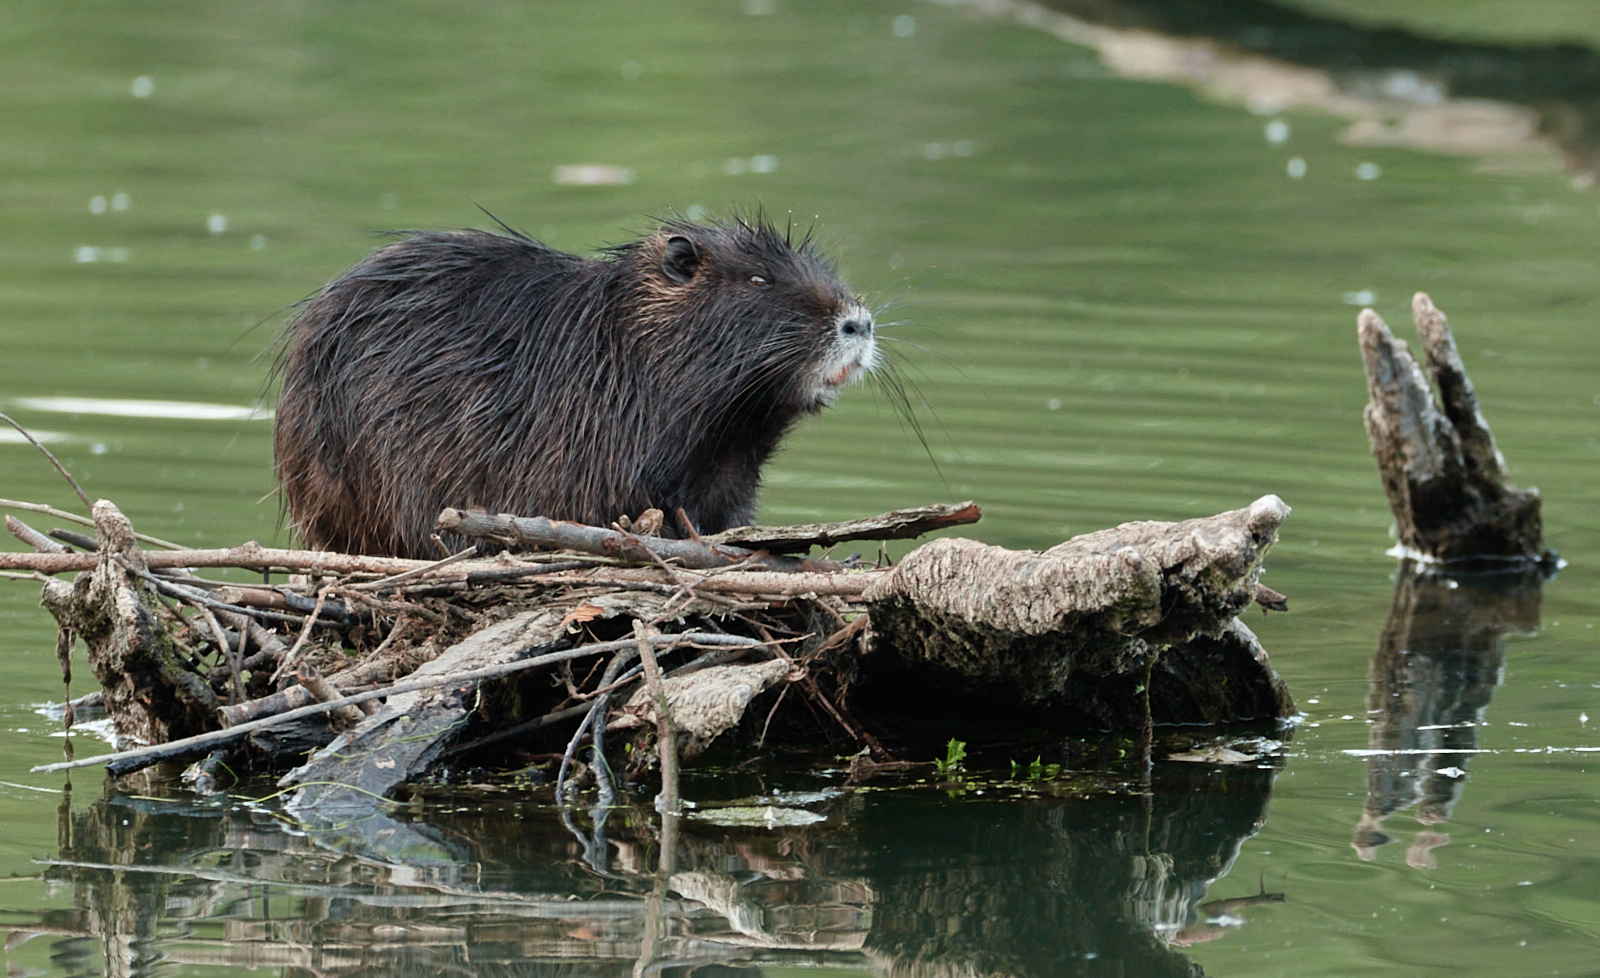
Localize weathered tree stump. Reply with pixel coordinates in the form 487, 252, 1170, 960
1358, 293, 1553, 565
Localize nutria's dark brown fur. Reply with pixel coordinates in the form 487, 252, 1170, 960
274, 217, 878, 558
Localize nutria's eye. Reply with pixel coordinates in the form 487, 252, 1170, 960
749, 275, 769, 288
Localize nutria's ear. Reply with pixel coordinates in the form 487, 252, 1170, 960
661, 235, 700, 284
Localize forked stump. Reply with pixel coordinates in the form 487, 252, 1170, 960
1358, 293, 1554, 566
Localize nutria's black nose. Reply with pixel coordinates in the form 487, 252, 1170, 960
839, 314, 872, 338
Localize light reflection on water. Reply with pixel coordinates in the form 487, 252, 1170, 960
11, 399, 273, 422
1, 0, 1600, 975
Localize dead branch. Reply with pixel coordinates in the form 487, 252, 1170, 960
436, 508, 844, 573
703, 501, 982, 553
526, 566, 876, 598
295, 662, 365, 726
123, 560, 341, 630
7, 515, 67, 554
635, 619, 680, 818
190, 599, 245, 703
346, 546, 478, 590
269, 587, 332, 683
860, 495, 1296, 729
47, 527, 97, 550
0, 497, 187, 551
0, 541, 433, 575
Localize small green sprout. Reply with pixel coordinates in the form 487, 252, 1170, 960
933, 738, 967, 779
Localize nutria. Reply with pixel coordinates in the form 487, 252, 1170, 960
274, 216, 878, 558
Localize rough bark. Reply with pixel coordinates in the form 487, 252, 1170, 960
859, 495, 1294, 728
2, 543, 436, 576
6, 514, 67, 553
1358, 293, 1552, 565
529, 565, 875, 597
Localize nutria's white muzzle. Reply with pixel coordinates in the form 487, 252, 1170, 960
815, 304, 878, 406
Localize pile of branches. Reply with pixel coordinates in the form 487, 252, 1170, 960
2, 489, 978, 813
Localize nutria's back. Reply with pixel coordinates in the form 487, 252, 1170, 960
274, 218, 877, 558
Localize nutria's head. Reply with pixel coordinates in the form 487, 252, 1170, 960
622, 217, 878, 415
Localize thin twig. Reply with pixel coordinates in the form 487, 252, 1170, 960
220, 611, 257, 696
366, 615, 411, 661
630, 531, 703, 617
756, 684, 790, 751
270, 586, 330, 684
334, 587, 445, 626
588, 649, 638, 809
347, 546, 478, 591
0, 412, 91, 511
555, 697, 601, 804
0, 570, 51, 582
0, 497, 188, 551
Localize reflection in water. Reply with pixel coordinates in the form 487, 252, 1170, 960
952, 0, 1600, 174
2, 765, 1279, 977
1353, 563, 1546, 868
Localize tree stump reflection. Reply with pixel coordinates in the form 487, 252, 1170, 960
1354, 562, 1546, 867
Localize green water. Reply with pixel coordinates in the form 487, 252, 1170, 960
3, 0, 1600, 974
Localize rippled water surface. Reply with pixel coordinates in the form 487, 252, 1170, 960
3, 1, 1600, 975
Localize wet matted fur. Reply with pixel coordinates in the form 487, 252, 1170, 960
274, 217, 877, 558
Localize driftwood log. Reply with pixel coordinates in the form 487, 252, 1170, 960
1359, 293, 1555, 565
859, 495, 1294, 730
11, 491, 1295, 814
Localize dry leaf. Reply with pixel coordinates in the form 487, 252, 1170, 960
559, 604, 605, 629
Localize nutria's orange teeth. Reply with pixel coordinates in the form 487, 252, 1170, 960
828, 366, 852, 385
